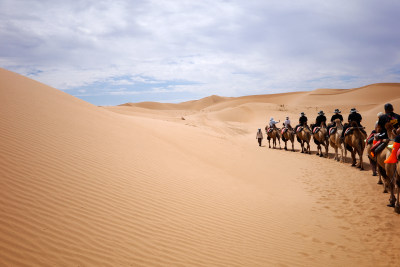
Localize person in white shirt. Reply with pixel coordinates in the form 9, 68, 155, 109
283, 117, 291, 129
269, 117, 280, 128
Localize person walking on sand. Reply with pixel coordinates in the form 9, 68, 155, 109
256, 128, 263, 146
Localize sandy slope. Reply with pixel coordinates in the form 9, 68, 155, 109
2, 68, 400, 266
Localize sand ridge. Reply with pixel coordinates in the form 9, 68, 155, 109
1, 68, 400, 266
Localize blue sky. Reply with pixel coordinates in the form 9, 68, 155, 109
1, 0, 400, 106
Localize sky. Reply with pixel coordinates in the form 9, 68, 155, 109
1, 0, 400, 106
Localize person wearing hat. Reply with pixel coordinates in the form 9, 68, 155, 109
331, 109, 343, 123
378, 103, 400, 163
283, 116, 291, 128
327, 109, 343, 134
294, 112, 308, 133
269, 117, 280, 129
256, 128, 263, 146
342, 108, 364, 139
369, 111, 390, 157
314, 110, 327, 129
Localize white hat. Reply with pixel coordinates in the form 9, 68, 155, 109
270, 117, 274, 121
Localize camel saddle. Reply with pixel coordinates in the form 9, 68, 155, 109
344, 127, 353, 136
387, 144, 400, 160
267, 128, 274, 133
380, 143, 400, 160
281, 128, 288, 135
297, 126, 303, 133
365, 133, 375, 145
313, 127, 320, 134
329, 127, 337, 136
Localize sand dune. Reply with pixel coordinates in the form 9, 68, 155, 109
2, 68, 400, 266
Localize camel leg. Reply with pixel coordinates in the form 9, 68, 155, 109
339, 145, 344, 163
300, 142, 304, 153
325, 143, 329, 158
284, 141, 287, 150
379, 166, 388, 193
351, 150, 356, 166
388, 184, 396, 207
369, 157, 378, 176
356, 149, 361, 168
278, 138, 281, 150
377, 171, 383, 185
359, 149, 364, 170
386, 165, 396, 207
333, 146, 337, 161
395, 175, 400, 213
292, 140, 295, 152
268, 138, 271, 148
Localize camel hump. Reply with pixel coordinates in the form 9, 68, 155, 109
350, 121, 359, 127
334, 118, 341, 124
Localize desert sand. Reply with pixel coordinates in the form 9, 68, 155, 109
1, 67, 400, 266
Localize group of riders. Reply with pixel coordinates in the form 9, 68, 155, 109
256, 103, 400, 164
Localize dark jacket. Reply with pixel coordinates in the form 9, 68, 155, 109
330, 114, 343, 122
315, 115, 327, 127
299, 115, 307, 125
348, 112, 362, 126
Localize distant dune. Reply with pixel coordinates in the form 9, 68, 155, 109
2, 67, 400, 266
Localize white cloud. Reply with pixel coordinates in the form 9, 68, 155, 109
1, 0, 400, 104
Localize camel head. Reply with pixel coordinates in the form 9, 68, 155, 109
334, 118, 343, 128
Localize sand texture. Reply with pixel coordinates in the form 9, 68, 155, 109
2, 68, 400, 266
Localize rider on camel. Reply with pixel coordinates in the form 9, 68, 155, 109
379, 103, 400, 163
331, 109, 343, 124
342, 108, 364, 139
327, 109, 343, 134
312, 110, 327, 132
283, 117, 291, 129
269, 117, 280, 129
294, 112, 308, 133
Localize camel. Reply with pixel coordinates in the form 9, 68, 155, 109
281, 126, 295, 151
374, 122, 399, 207
329, 119, 344, 162
296, 125, 311, 154
312, 122, 329, 157
265, 126, 281, 149
343, 121, 366, 170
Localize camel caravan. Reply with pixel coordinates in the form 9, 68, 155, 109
258, 104, 400, 213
